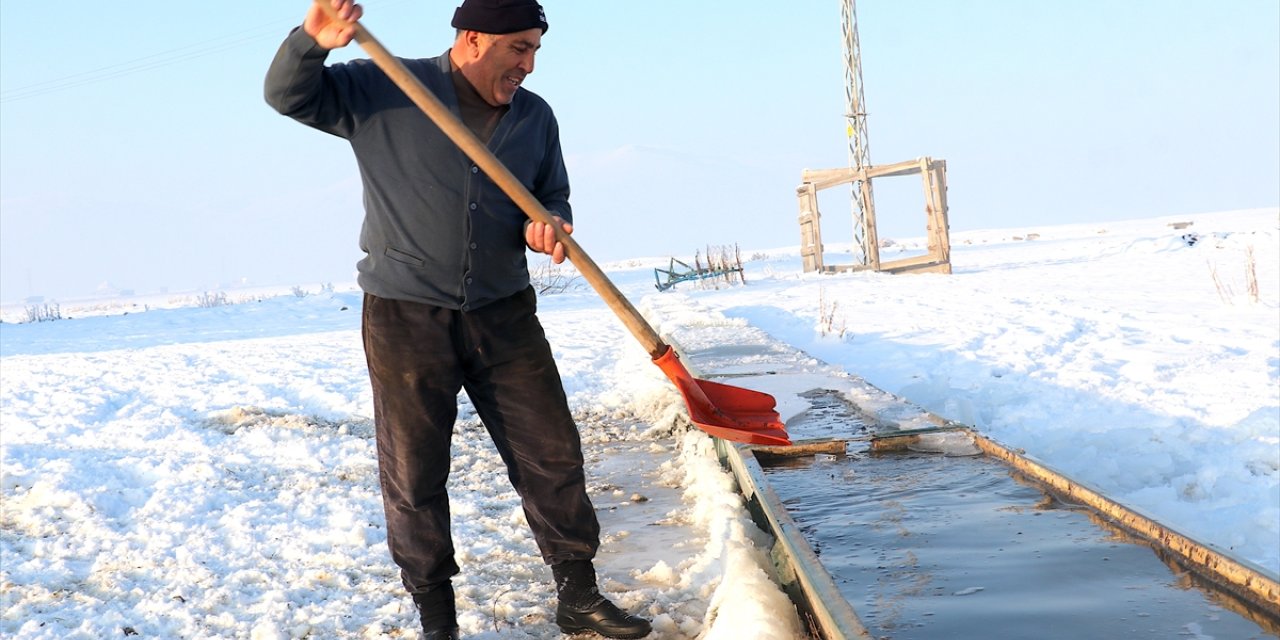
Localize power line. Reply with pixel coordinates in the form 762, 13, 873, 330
0, 0, 417, 104
0, 19, 294, 103
2, 32, 283, 103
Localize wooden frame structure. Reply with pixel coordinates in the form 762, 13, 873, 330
797, 156, 952, 275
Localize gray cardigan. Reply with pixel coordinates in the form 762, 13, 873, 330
264, 27, 572, 311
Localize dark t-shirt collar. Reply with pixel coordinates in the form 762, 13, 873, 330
448, 53, 509, 144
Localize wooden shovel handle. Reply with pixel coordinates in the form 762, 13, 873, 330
311, 1, 667, 358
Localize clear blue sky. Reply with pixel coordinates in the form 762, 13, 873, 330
2, 1, 1277, 302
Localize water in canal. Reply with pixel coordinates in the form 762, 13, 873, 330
761, 447, 1277, 639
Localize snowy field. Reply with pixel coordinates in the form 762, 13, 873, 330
2, 207, 1277, 639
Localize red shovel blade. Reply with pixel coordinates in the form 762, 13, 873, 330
654, 346, 792, 446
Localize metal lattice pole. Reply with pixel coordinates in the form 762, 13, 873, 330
842, 0, 876, 266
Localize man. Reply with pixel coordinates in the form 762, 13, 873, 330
264, 1, 652, 638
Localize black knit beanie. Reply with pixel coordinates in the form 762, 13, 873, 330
451, 0, 548, 35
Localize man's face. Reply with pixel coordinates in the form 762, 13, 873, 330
456, 28, 542, 106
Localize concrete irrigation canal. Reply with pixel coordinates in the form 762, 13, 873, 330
660, 324, 1280, 639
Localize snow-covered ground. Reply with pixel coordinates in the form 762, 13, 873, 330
2, 208, 1277, 638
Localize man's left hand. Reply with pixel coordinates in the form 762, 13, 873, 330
525, 216, 572, 264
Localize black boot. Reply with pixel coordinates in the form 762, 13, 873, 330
553, 560, 652, 639
420, 629, 459, 640
412, 581, 459, 639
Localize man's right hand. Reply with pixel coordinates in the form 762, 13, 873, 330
304, 0, 363, 50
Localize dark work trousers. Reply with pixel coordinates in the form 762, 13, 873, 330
361, 287, 601, 595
